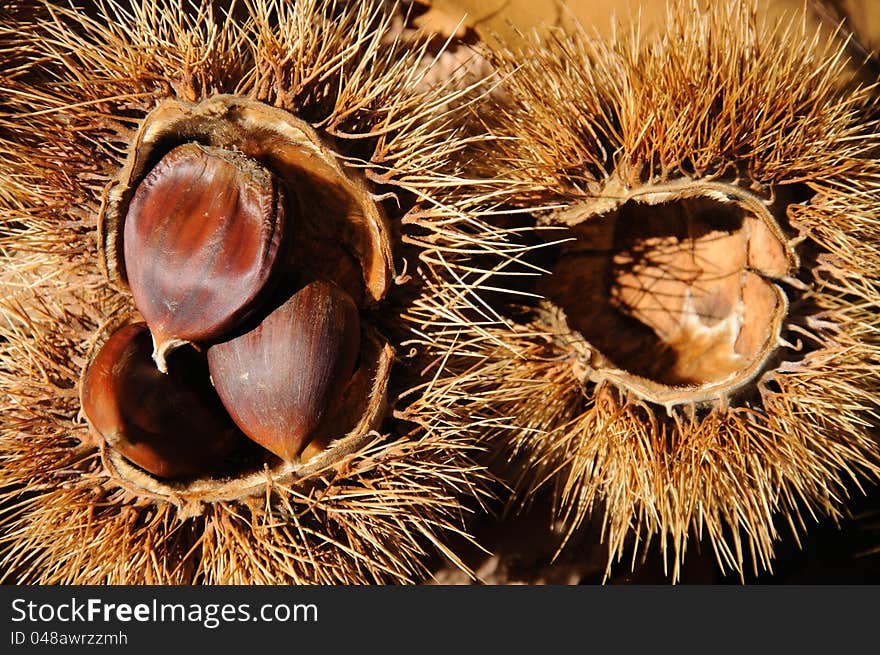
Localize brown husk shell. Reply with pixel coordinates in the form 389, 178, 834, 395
401, 0, 880, 582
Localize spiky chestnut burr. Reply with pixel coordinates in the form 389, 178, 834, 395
403, 0, 880, 582
0, 0, 491, 584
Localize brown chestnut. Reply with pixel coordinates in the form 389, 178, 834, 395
207, 279, 361, 463
81, 323, 246, 478
123, 142, 287, 372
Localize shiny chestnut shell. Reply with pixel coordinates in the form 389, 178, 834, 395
123, 142, 287, 371
99, 97, 394, 307
81, 322, 246, 478
207, 280, 361, 463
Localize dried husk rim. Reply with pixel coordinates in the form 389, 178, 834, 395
538, 177, 799, 408
79, 310, 393, 508
99, 94, 394, 305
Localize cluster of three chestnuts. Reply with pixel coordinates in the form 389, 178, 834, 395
82, 141, 361, 479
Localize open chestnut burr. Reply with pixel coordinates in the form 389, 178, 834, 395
2, 0, 498, 586
400, 2, 880, 583
83, 95, 394, 497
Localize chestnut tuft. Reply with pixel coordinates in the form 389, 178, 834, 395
207, 279, 361, 463
81, 322, 247, 479
123, 142, 288, 372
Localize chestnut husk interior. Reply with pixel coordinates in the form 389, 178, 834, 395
535, 179, 798, 407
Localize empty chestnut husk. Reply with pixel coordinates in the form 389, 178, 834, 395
123, 142, 288, 372
81, 322, 246, 478
207, 279, 361, 463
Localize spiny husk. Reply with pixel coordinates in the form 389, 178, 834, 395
0, 0, 492, 584
404, 0, 880, 581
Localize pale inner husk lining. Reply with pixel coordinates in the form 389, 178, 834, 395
540, 182, 795, 405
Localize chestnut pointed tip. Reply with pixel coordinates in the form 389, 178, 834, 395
299, 439, 324, 464
271, 432, 309, 465
152, 335, 192, 374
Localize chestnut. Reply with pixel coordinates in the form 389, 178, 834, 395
81, 323, 246, 479
123, 142, 288, 372
207, 279, 361, 463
